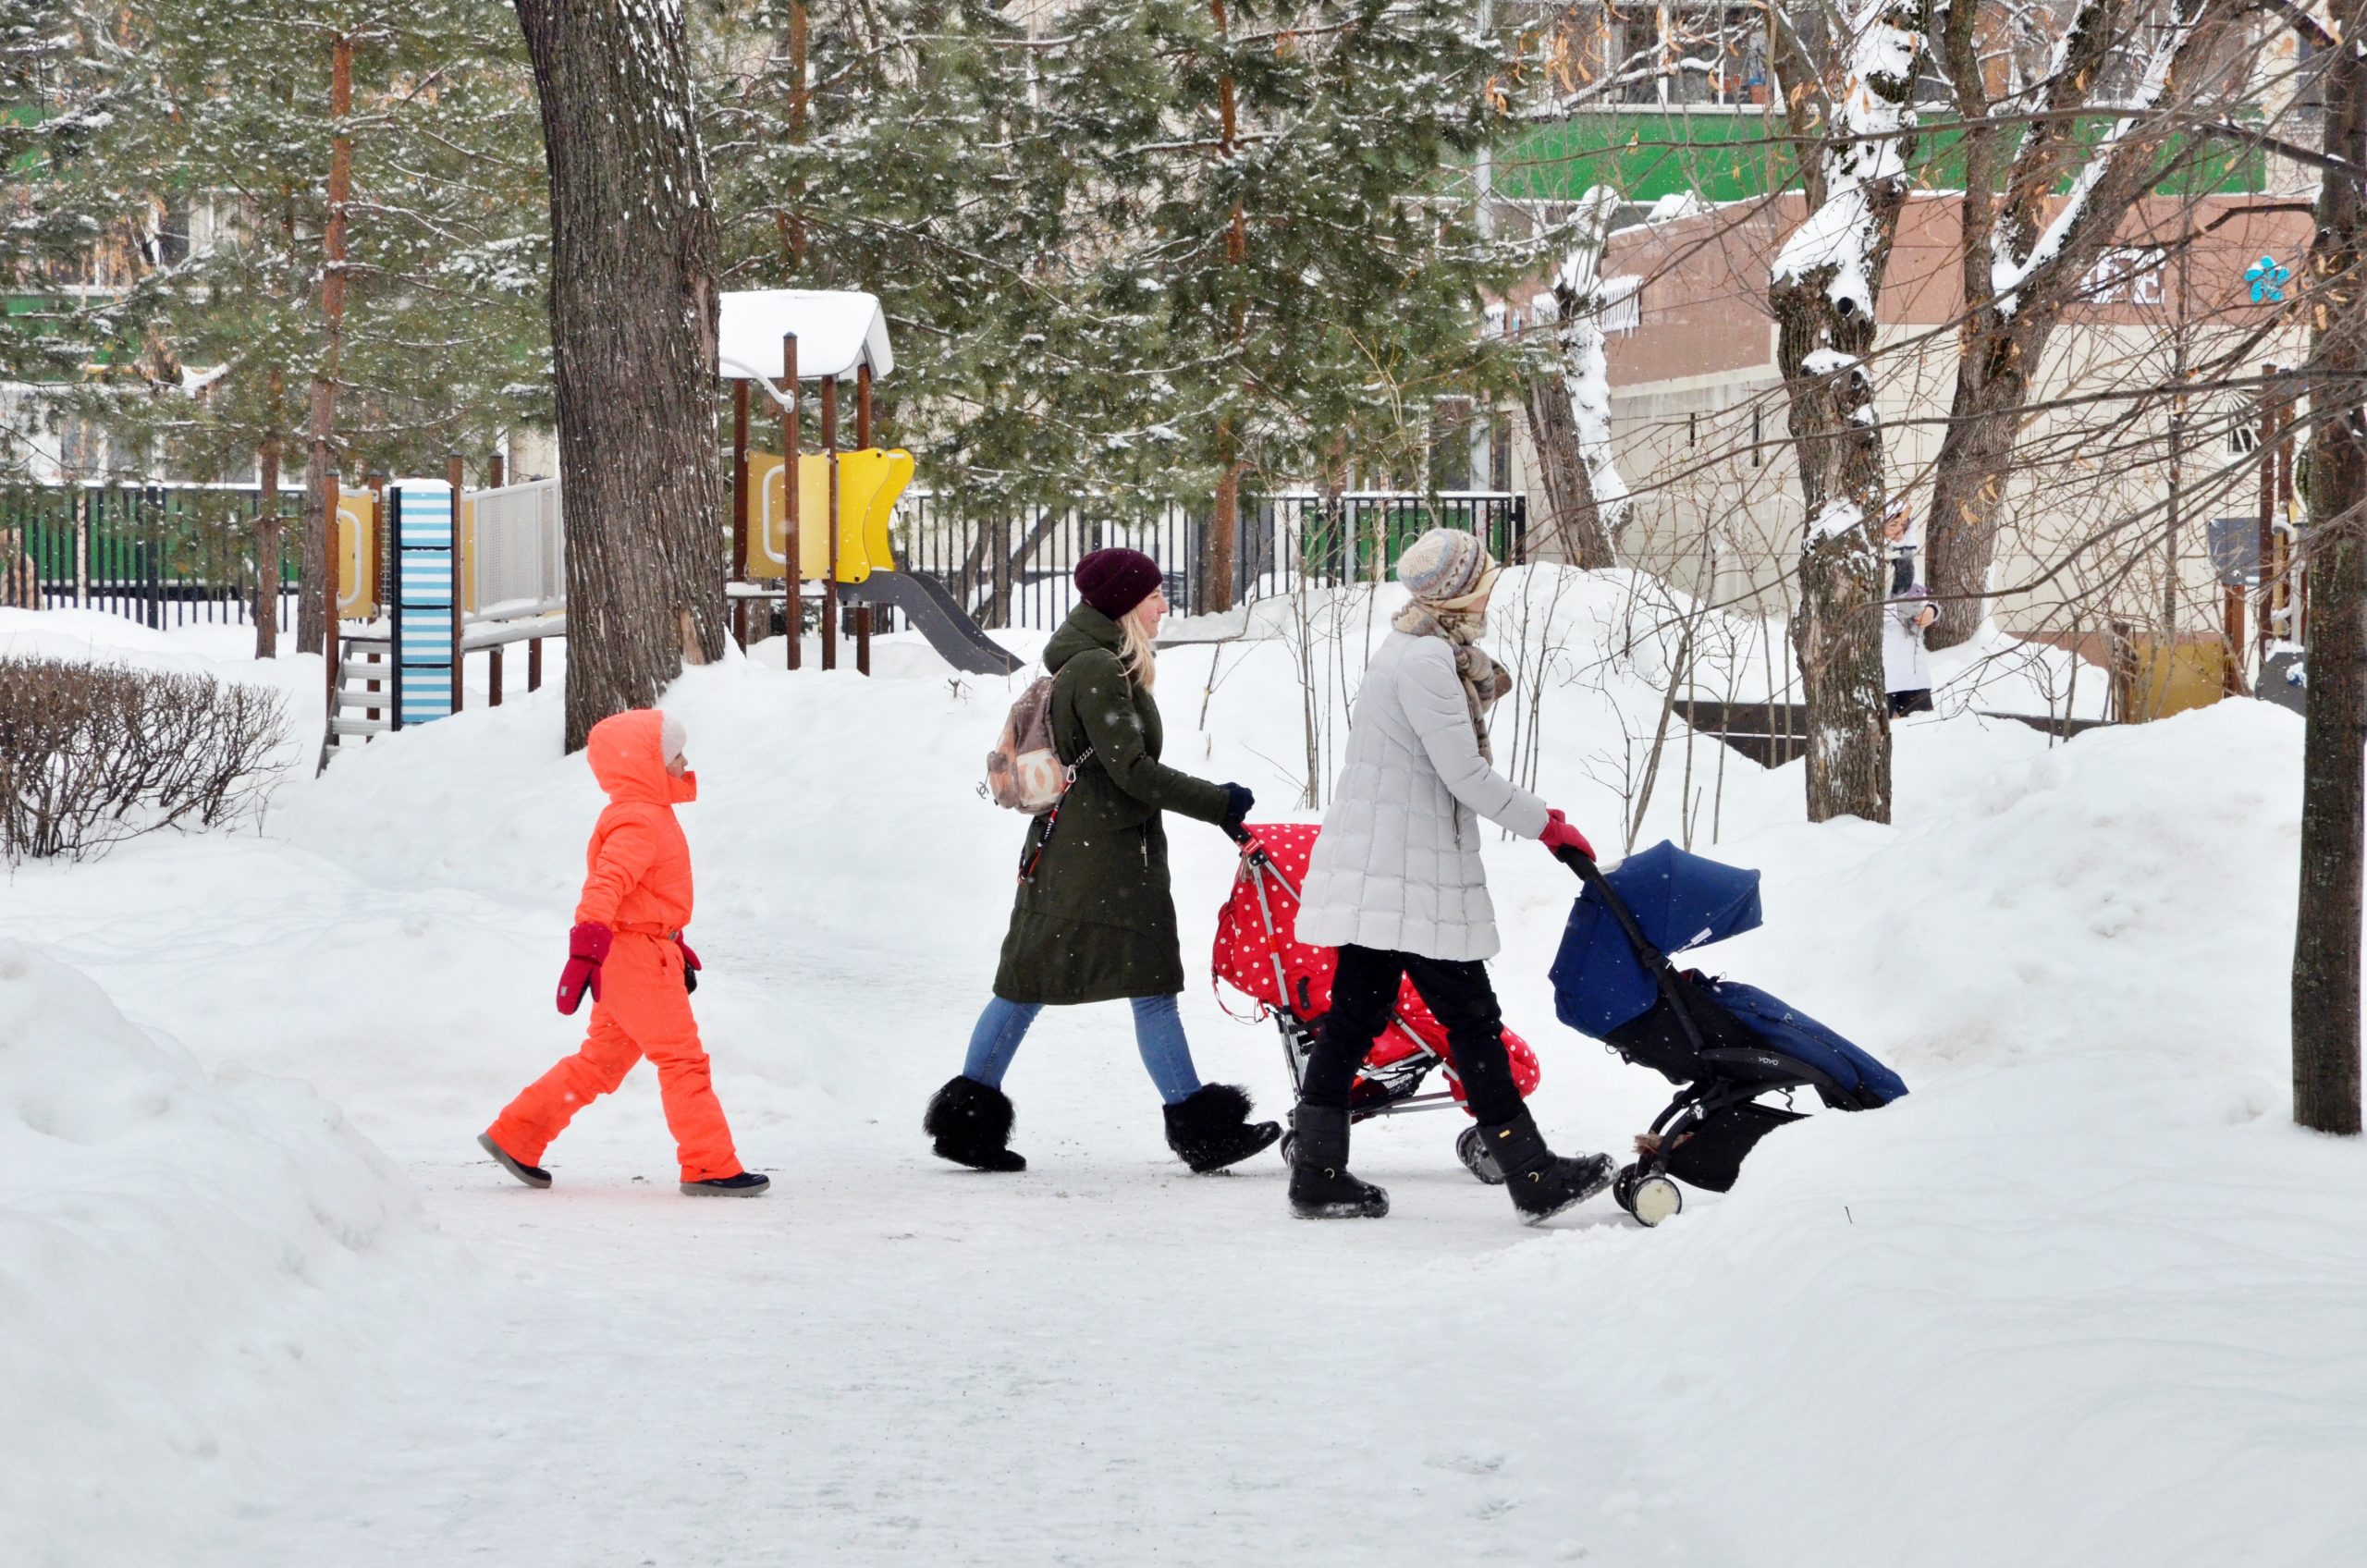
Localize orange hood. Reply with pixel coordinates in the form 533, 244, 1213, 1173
584, 709, 697, 806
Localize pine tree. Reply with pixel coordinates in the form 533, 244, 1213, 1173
43, 0, 547, 650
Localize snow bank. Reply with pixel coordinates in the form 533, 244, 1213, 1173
0, 940, 446, 1564
1460, 699, 2367, 1568
1, 580, 2356, 1564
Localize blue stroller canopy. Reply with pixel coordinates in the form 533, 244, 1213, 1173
1549, 841, 1765, 1038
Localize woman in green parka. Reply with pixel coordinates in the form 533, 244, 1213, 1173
925, 548, 1283, 1175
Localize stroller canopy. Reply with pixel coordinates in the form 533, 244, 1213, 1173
1550, 841, 1764, 1038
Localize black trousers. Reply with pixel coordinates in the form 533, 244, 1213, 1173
1298, 944, 1526, 1125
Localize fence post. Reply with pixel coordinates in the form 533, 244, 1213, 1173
73, 486, 88, 607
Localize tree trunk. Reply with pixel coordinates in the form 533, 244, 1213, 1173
1766, 0, 1930, 825
1775, 287, 1894, 824
1519, 374, 1614, 569
1922, 0, 2234, 651
513, 0, 726, 751
255, 413, 280, 659
297, 33, 352, 657
2293, 3, 2367, 1137
1205, 452, 1240, 614
1523, 196, 1624, 571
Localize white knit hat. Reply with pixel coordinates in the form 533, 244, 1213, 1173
1397, 528, 1499, 606
659, 710, 686, 764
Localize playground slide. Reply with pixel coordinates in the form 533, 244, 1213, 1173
839, 571, 1024, 677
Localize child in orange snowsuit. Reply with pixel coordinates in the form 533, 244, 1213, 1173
479, 708, 767, 1196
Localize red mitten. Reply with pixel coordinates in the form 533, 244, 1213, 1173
556, 923, 613, 1015
677, 937, 702, 995
1540, 809, 1595, 861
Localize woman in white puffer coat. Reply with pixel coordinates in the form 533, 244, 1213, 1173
1289, 529, 1615, 1223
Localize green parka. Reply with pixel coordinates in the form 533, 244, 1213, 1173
992, 605, 1234, 1005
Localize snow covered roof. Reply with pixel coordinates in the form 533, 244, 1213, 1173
717, 289, 894, 384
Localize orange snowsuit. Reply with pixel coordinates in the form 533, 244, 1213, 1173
486, 709, 744, 1182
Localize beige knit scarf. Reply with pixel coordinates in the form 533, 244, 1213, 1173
1392, 598, 1507, 764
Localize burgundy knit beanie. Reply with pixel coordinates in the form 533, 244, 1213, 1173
1074, 548, 1163, 620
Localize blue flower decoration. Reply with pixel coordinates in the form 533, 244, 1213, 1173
2246, 255, 2290, 304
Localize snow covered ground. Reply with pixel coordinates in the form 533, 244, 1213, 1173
2, 583, 2361, 1567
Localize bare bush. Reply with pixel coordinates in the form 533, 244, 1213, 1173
0, 657, 289, 862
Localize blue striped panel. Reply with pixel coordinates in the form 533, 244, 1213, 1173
393, 486, 459, 726
399, 493, 454, 547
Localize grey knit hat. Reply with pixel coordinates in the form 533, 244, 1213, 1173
1396, 528, 1497, 605
660, 710, 686, 764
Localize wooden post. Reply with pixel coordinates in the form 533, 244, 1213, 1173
783, 332, 802, 670
369, 471, 388, 613
856, 606, 872, 675
856, 361, 873, 448
322, 472, 340, 717
730, 377, 751, 649
489, 451, 506, 489
529, 637, 543, 692
822, 374, 839, 671
490, 644, 505, 707
365, 647, 381, 724
448, 452, 466, 714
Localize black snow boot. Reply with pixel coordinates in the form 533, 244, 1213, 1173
478, 1131, 550, 1190
681, 1171, 771, 1197
1478, 1109, 1614, 1226
925, 1075, 1027, 1172
1162, 1084, 1282, 1173
1286, 1104, 1389, 1219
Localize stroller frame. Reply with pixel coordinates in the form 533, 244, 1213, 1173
1229, 829, 1510, 1182
1233, 831, 1465, 1118
1556, 845, 1844, 1222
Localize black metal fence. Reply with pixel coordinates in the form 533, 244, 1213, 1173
890, 492, 1527, 632
4, 486, 303, 628
6, 481, 1527, 640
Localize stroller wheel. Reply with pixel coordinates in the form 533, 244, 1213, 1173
1454, 1123, 1505, 1185
1614, 1165, 1683, 1228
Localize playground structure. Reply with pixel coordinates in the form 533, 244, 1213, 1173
322, 288, 1014, 757
717, 288, 1021, 677
324, 457, 567, 753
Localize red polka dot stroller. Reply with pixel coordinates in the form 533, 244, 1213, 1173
1211, 823, 1542, 1182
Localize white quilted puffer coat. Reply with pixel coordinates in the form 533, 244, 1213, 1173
1295, 631, 1551, 962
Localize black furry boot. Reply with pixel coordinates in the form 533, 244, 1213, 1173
924, 1076, 1026, 1172
1478, 1109, 1614, 1226
1162, 1084, 1282, 1173
1286, 1104, 1389, 1219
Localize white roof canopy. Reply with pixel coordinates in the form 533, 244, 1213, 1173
717, 289, 894, 384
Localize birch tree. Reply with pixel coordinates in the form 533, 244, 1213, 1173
1923, 0, 2243, 650
1523, 184, 1624, 570
1768, 0, 1928, 824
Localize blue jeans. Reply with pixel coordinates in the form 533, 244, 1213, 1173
963, 994, 1204, 1106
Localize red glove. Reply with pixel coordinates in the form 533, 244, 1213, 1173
1540, 809, 1595, 861
556, 923, 613, 1015
678, 937, 702, 995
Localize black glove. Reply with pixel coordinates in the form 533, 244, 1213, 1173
1218, 783, 1254, 828
679, 938, 702, 995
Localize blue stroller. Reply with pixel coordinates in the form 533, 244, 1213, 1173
1548, 841, 1907, 1226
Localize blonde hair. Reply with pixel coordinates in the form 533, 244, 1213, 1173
1119, 601, 1159, 692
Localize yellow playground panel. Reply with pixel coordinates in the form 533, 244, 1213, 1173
743, 447, 914, 583
334, 490, 376, 619
2132, 641, 2233, 719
